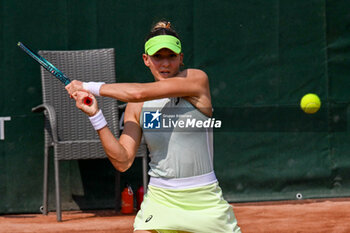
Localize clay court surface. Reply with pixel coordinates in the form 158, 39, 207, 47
1, 198, 350, 233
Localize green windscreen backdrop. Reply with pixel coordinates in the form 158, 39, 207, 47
1, 0, 350, 213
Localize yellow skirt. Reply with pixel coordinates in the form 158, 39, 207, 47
133, 182, 241, 233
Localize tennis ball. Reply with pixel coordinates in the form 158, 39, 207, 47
300, 93, 321, 114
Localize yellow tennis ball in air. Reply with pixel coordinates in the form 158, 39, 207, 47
300, 93, 321, 114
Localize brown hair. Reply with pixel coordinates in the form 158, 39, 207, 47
145, 21, 180, 41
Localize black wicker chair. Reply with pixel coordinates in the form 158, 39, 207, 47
32, 48, 148, 221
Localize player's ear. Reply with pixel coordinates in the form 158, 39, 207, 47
179, 53, 184, 66
142, 54, 150, 67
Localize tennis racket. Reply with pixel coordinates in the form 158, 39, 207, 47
17, 42, 93, 106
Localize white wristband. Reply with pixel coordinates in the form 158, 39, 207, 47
83, 82, 105, 96
89, 110, 107, 130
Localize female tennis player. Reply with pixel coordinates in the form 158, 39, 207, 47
66, 21, 241, 233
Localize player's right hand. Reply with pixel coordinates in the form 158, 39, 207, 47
72, 91, 99, 117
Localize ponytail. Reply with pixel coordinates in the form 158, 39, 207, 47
145, 20, 180, 41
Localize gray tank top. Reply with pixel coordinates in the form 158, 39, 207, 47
140, 98, 214, 178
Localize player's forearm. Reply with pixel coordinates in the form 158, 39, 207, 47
100, 81, 198, 102
100, 83, 149, 102
97, 127, 134, 172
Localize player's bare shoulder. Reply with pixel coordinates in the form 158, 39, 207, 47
179, 68, 208, 79
188, 68, 208, 77
124, 102, 144, 125
179, 68, 209, 85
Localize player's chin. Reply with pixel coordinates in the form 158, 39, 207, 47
159, 72, 176, 79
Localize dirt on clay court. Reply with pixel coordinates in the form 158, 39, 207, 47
1, 198, 350, 233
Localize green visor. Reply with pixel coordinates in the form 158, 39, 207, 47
145, 35, 181, 55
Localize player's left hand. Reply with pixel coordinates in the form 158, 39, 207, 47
72, 91, 99, 117
66, 80, 84, 97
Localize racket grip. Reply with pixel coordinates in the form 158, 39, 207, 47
83, 97, 93, 106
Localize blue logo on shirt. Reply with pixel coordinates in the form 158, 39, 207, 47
143, 110, 162, 129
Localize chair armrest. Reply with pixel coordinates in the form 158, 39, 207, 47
118, 103, 127, 130
118, 103, 127, 111
32, 103, 58, 143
